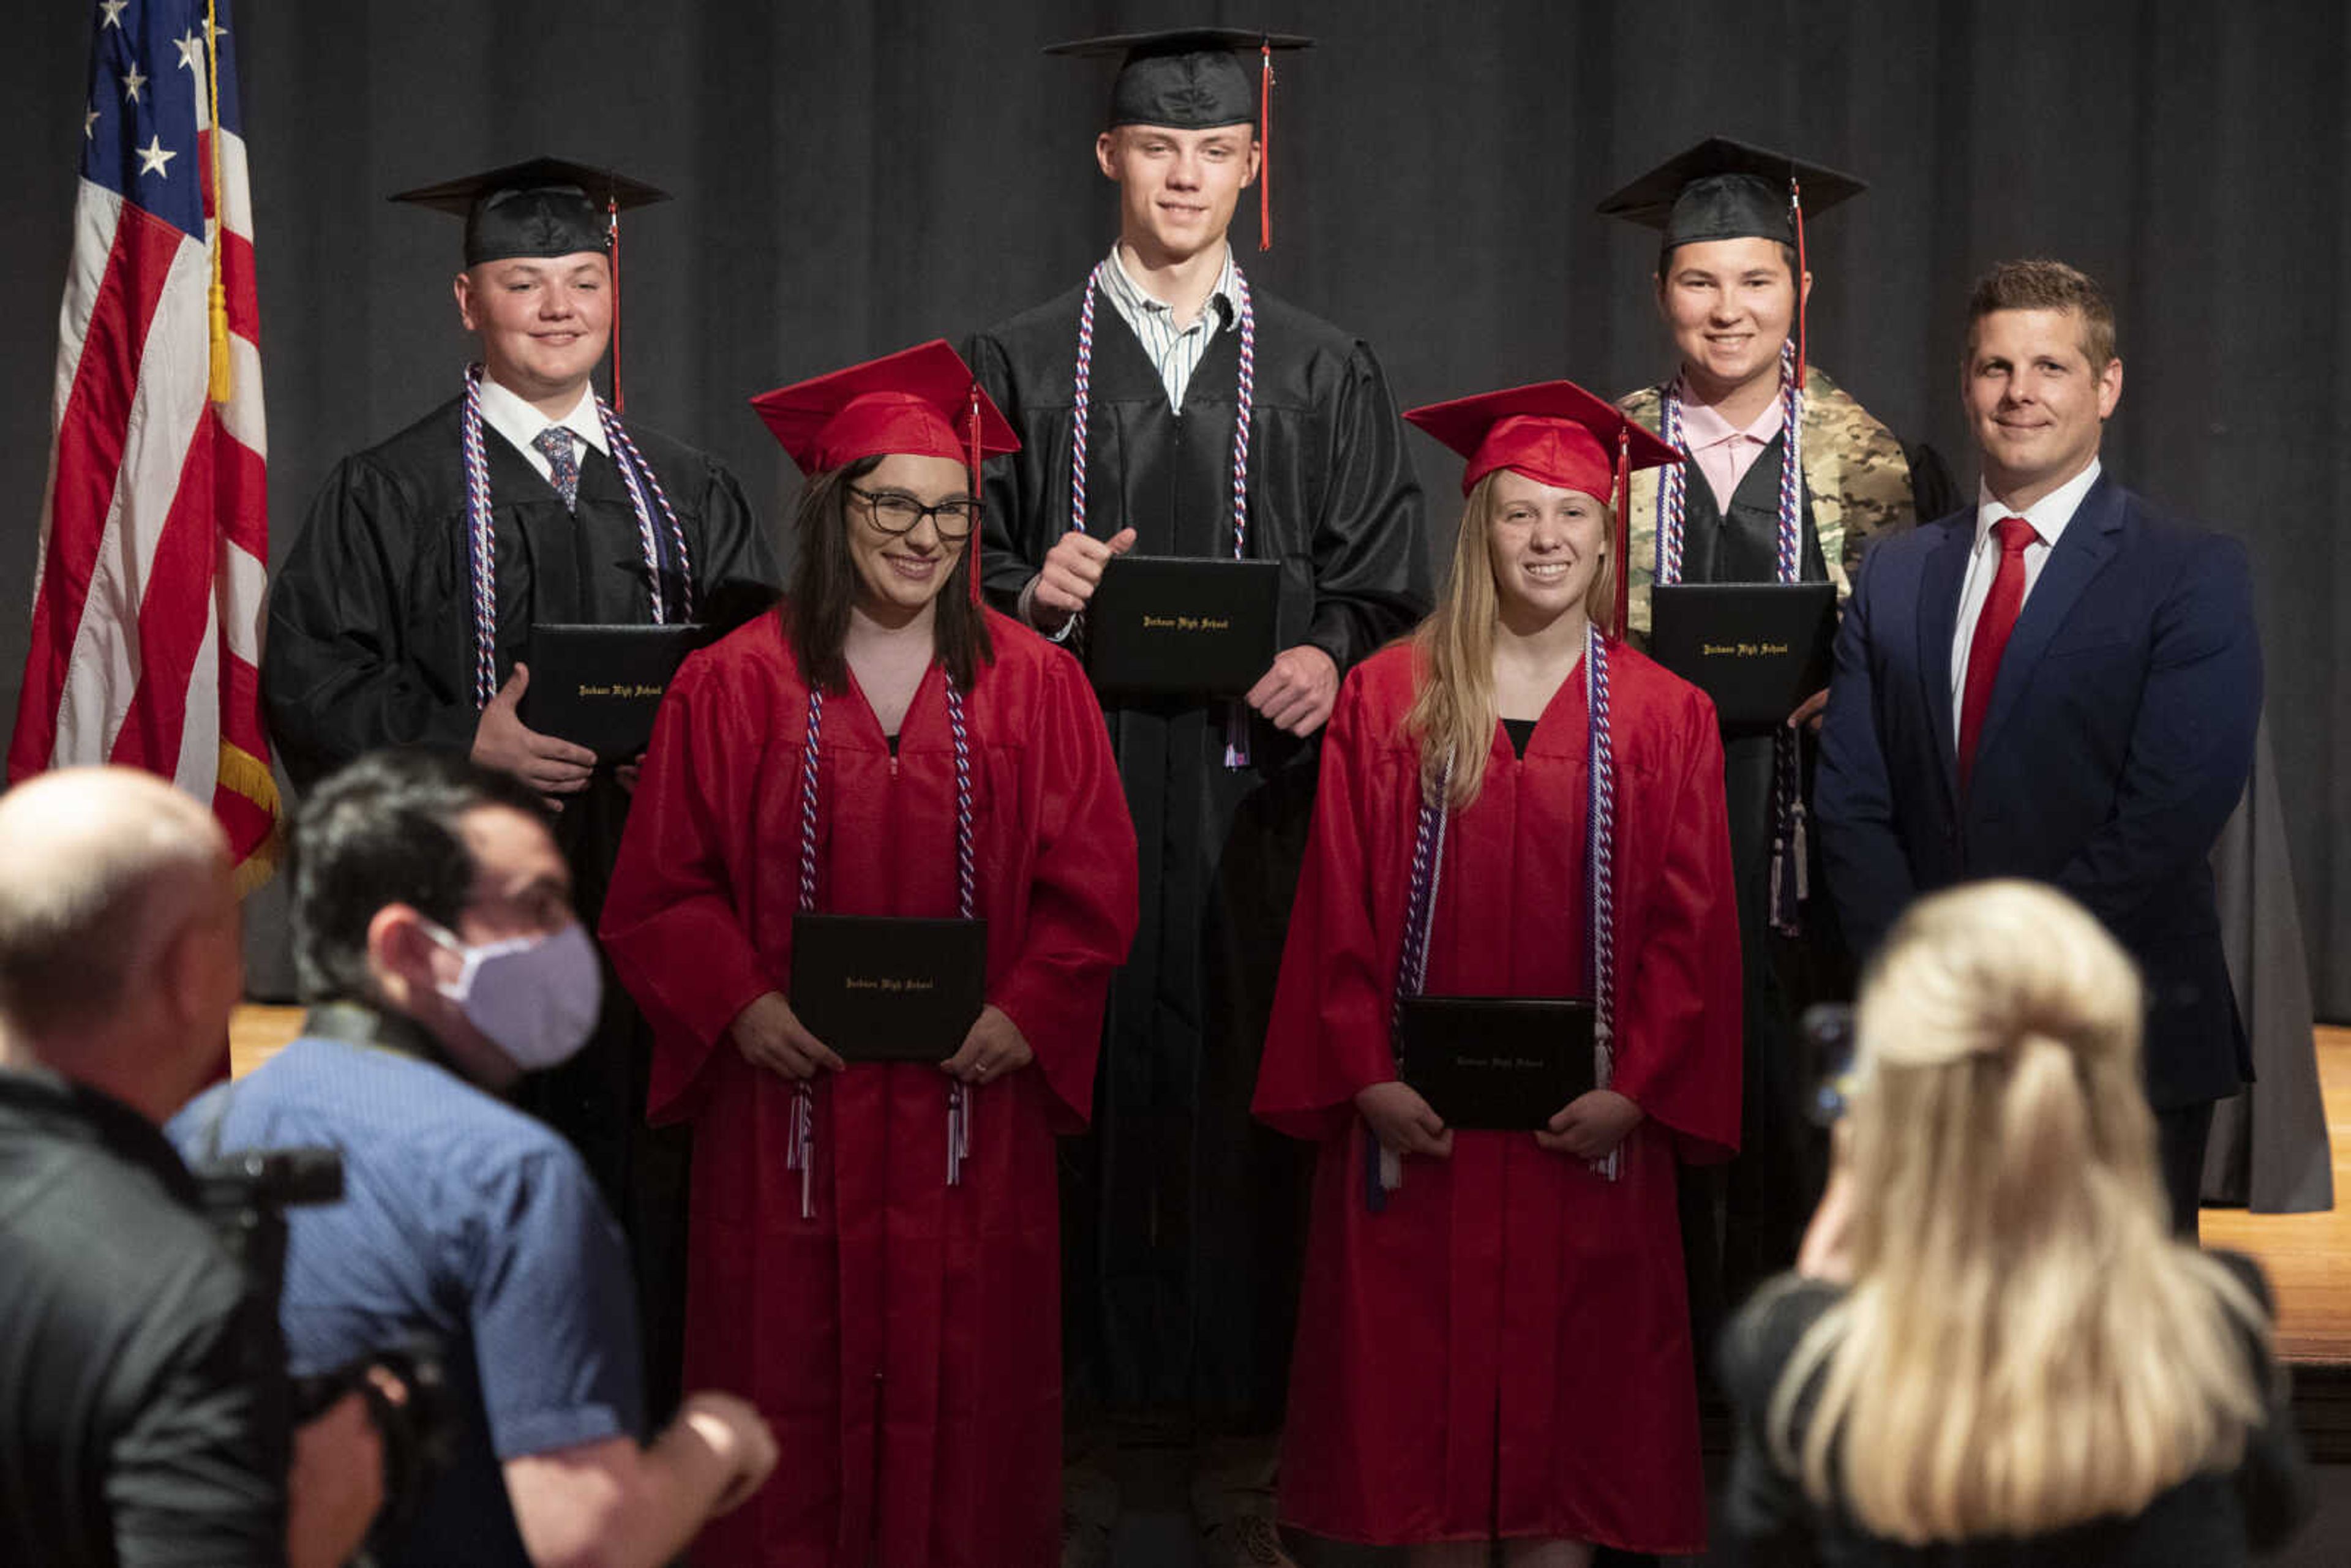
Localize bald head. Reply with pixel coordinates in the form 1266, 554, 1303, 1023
0, 768, 232, 1047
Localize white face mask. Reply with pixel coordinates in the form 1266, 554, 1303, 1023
422, 920, 603, 1071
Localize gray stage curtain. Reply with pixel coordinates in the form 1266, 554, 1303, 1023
2205, 718, 2335, 1214
4, 0, 2348, 1032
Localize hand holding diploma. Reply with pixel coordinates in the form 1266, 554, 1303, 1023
941, 1003, 1033, 1084
1247, 643, 1340, 736
470, 662, 598, 808
730, 991, 844, 1079
1537, 1088, 1643, 1160
1354, 1079, 1453, 1160
1030, 527, 1139, 630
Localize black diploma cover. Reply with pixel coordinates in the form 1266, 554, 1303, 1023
1398, 996, 1597, 1131
519, 623, 707, 760
1647, 581, 1837, 729
788, 913, 988, 1063
1086, 555, 1280, 699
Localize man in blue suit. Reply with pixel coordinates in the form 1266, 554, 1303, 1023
1815, 259, 2260, 1234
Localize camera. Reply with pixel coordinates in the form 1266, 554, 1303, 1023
191, 1146, 455, 1552
1799, 1003, 1858, 1127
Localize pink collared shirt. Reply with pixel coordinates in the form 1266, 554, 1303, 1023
1678, 383, 1787, 514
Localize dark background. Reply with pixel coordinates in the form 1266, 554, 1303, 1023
4, 0, 2346, 1017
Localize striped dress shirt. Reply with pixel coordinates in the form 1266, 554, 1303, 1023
1097, 243, 1239, 409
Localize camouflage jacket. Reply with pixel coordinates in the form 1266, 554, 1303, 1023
1618, 367, 1919, 642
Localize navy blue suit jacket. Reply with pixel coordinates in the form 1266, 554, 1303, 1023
1815, 474, 2260, 1108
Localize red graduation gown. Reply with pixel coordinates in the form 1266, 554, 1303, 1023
1252, 639, 1741, 1553
600, 610, 1138, 1567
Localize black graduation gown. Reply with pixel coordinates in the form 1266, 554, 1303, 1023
260, 394, 780, 1414
966, 284, 1429, 1420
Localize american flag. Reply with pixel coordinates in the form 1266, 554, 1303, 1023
8, 0, 277, 888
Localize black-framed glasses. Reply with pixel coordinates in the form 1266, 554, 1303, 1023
847, 486, 980, 541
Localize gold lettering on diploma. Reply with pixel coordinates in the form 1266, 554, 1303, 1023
842, 977, 938, 994
1698, 641, 1793, 659
1139, 615, 1235, 632
574, 683, 668, 698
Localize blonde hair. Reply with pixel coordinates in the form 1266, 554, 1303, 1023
1771, 880, 2270, 1542
1401, 472, 1615, 811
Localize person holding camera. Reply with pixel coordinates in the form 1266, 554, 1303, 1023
171, 750, 778, 1567
0, 767, 380, 1568
1720, 880, 2309, 1564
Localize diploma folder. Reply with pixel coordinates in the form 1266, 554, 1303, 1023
788, 914, 988, 1063
519, 623, 706, 760
1086, 555, 1280, 699
1397, 996, 1597, 1131
1648, 581, 1837, 729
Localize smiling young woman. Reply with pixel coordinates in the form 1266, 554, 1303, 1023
1253, 380, 1742, 1564
599, 340, 1140, 1568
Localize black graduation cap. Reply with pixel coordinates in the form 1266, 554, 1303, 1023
391, 157, 670, 409
1594, 137, 1865, 252
1044, 28, 1311, 129
1598, 137, 1865, 389
389, 156, 670, 268
1045, 28, 1313, 249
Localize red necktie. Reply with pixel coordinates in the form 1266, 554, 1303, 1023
1957, 516, 2039, 789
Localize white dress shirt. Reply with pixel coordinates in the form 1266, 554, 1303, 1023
1949, 457, 2102, 743
474, 376, 608, 486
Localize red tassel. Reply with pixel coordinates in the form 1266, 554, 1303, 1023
1258, 40, 1274, 252
607, 196, 626, 413
1790, 174, 1807, 392
1612, 425, 1631, 639
966, 383, 984, 606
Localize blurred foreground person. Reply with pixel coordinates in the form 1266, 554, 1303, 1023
1721, 880, 2309, 1565
173, 751, 776, 1567
0, 767, 378, 1567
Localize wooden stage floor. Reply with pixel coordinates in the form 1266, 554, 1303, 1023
2203, 1026, 2351, 1364
229, 1011, 2351, 1365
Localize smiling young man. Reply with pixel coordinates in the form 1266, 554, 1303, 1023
1595, 140, 1958, 1336
260, 158, 780, 1422
963, 29, 1430, 1568
1815, 260, 2262, 1236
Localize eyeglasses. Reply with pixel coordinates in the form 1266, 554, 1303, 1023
847, 486, 980, 541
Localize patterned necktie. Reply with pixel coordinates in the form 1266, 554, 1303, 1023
534, 426, 580, 509
1957, 516, 2039, 789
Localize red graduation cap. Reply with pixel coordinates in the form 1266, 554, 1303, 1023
1404, 380, 1684, 636
749, 340, 1022, 603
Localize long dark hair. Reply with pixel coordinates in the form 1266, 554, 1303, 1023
784, 455, 997, 694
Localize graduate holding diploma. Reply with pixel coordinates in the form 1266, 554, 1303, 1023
599, 342, 1139, 1567
1253, 381, 1742, 1563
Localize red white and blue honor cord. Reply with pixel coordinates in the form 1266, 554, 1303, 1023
789, 681, 980, 1218
1068, 260, 1260, 766
459, 364, 694, 710
1370, 623, 1620, 1210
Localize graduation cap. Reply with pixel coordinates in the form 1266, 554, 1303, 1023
1405, 380, 1683, 637
392, 157, 670, 408
390, 156, 668, 266
1044, 28, 1313, 249
1596, 137, 1866, 388
749, 341, 1021, 605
